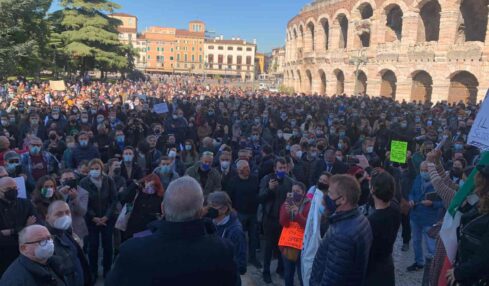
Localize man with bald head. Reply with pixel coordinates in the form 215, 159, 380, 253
106, 176, 237, 286
226, 160, 262, 268
45, 201, 91, 286
0, 225, 66, 285
0, 177, 37, 275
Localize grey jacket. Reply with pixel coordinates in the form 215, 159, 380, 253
185, 163, 222, 196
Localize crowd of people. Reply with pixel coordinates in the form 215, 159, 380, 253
0, 75, 488, 286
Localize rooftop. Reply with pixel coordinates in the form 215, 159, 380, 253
110, 13, 137, 18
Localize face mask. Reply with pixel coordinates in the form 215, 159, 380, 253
52, 114, 60, 120
40, 188, 54, 199
454, 144, 463, 151
339, 131, 346, 137
97, 117, 104, 123
79, 140, 88, 147
452, 167, 463, 177
293, 192, 303, 202
34, 239, 55, 260
4, 188, 18, 201
205, 207, 219, 219
277, 132, 283, 138
220, 161, 230, 170
49, 134, 57, 140
81, 118, 88, 123
366, 146, 374, 153
30, 146, 41, 155
30, 119, 39, 125
276, 170, 286, 180
338, 143, 344, 150
123, 154, 134, 162
420, 172, 430, 181
116, 136, 125, 143
168, 150, 177, 158
1, 120, 8, 126
53, 215, 72, 230
201, 163, 210, 171
327, 194, 342, 211
336, 156, 343, 162
295, 150, 303, 159
317, 182, 329, 191
400, 123, 407, 128
185, 144, 192, 151
89, 170, 101, 178
143, 185, 156, 195
6, 163, 19, 172
9, 117, 15, 124
63, 179, 77, 189
159, 165, 171, 174
310, 152, 318, 158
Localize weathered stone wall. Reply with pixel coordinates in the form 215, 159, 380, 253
284, 0, 489, 103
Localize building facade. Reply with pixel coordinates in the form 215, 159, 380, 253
204, 38, 256, 80
271, 47, 286, 77
110, 13, 138, 44
284, 0, 488, 103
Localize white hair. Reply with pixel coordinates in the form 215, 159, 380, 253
163, 176, 204, 222
18, 225, 48, 245
236, 160, 249, 169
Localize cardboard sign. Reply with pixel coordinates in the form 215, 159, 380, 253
14, 176, 27, 199
49, 80, 66, 91
390, 140, 408, 163
468, 90, 489, 150
153, 103, 169, 114
278, 222, 305, 250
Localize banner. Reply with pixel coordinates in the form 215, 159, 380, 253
49, 80, 66, 91
467, 90, 489, 150
278, 222, 305, 250
153, 103, 169, 114
390, 140, 408, 163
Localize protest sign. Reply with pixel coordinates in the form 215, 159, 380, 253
390, 140, 408, 163
49, 80, 66, 91
467, 90, 489, 150
278, 222, 305, 250
14, 176, 27, 199
153, 103, 169, 114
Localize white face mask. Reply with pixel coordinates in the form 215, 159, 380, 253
34, 239, 55, 260
53, 215, 72, 230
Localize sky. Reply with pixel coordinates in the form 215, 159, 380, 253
50, 0, 312, 53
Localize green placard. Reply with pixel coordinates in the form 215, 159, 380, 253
390, 140, 408, 163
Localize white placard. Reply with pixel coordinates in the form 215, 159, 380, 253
14, 176, 27, 199
467, 90, 489, 150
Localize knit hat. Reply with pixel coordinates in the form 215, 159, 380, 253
3, 150, 20, 162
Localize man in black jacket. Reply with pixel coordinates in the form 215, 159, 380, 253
310, 148, 348, 186
258, 157, 295, 283
0, 177, 37, 275
106, 176, 237, 286
226, 160, 261, 268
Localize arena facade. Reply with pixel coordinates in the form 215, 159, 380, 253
283, 0, 489, 103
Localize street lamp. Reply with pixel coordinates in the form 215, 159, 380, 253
348, 49, 368, 96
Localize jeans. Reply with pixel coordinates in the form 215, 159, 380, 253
282, 253, 302, 286
411, 220, 435, 266
237, 213, 259, 260
88, 223, 114, 278
263, 218, 283, 274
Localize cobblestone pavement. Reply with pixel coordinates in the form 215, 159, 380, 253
241, 232, 424, 286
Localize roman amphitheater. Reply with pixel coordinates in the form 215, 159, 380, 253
283, 0, 489, 103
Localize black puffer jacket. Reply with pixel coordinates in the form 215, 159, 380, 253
310, 208, 373, 286
79, 175, 117, 223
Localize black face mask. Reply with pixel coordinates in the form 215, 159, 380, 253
63, 179, 77, 189
113, 168, 121, 176
205, 207, 219, 219
317, 182, 329, 191
451, 167, 463, 178
4, 188, 18, 201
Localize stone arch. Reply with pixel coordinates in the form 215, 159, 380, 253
293, 27, 298, 39
411, 70, 433, 103
417, 0, 441, 42
379, 69, 397, 99
354, 3, 374, 48
355, 70, 368, 94
305, 69, 313, 94
384, 4, 404, 42
459, 0, 488, 42
318, 69, 327, 95
352, 0, 377, 18
296, 69, 302, 92
306, 21, 316, 52
334, 69, 345, 95
336, 13, 349, 49
448, 71, 479, 104
358, 2, 374, 19
319, 17, 331, 50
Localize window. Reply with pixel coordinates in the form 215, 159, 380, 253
170, 56, 174, 61
246, 47, 252, 51
218, 46, 224, 50
184, 54, 188, 61
177, 54, 180, 61
147, 55, 150, 59
192, 55, 195, 62
157, 47, 160, 51
147, 47, 150, 51
171, 48, 173, 52
209, 46, 214, 50
199, 55, 202, 62
227, 55, 233, 65
192, 47, 195, 51
237, 47, 243, 51
246, 56, 252, 65
218, 55, 223, 64
228, 47, 233, 51
208, 54, 214, 63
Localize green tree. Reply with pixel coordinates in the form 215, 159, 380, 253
50, 0, 131, 76
0, 0, 52, 79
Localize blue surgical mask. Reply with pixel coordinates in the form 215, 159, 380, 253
79, 140, 88, 147
159, 165, 171, 174
420, 171, 430, 181
116, 136, 125, 143
30, 146, 41, 155
6, 163, 19, 172
276, 171, 286, 179
201, 163, 210, 171
89, 170, 101, 178
123, 155, 133, 162
185, 145, 192, 151
454, 144, 463, 151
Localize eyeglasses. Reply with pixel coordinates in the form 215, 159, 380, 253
8, 160, 20, 164
24, 236, 53, 246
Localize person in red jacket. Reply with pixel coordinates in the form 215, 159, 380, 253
279, 182, 311, 286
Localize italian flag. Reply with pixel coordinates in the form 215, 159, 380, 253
440, 151, 489, 268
